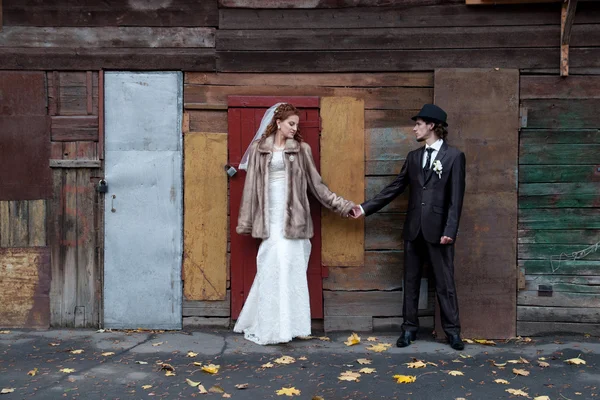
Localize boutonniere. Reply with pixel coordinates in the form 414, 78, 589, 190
432, 160, 443, 178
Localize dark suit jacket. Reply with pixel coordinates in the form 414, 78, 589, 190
362, 141, 466, 243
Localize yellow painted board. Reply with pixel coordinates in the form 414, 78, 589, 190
320, 97, 365, 267
183, 132, 228, 300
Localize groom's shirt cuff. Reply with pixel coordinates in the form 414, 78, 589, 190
359, 205, 365, 216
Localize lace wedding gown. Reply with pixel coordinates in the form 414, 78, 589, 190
233, 150, 312, 345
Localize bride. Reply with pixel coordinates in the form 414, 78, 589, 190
234, 103, 355, 345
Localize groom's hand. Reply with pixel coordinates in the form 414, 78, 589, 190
349, 205, 364, 219
440, 236, 454, 245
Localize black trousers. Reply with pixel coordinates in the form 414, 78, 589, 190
401, 231, 461, 337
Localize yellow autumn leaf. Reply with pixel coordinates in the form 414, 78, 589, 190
165, 371, 176, 376
506, 388, 529, 397
318, 336, 331, 341
193, 362, 203, 366
538, 357, 546, 361
261, 362, 274, 368
459, 354, 472, 359
463, 338, 474, 344
135, 361, 148, 365
70, 349, 84, 354
275, 356, 295, 365
366, 337, 378, 342
338, 371, 361, 381
298, 356, 307, 361
142, 385, 152, 390
0, 331, 11, 334
209, 385, 224, 394
448, 370, 464, 376
533, 396, 550, 400
493, 361, 507, 367
198, 384, 208, 394
406, 360, 427, 369
494, 379, 510, 384
235, 383, 249, 389
152, 342, 163, 346
1, 389, 15, 394
359, 367, 376, 374
187, 351, 198, 357
565, 356, 586, 365
223, 394, 231, 398
508, 357, 529, 364
357, 358, 372, 365
186, 379, 201, 387
344, 333, 361, 346
474, 339, 496, 346
276, 387, 301, 396
366, 343, 389, 353
512, 368, 530, 376
27, 368, 38, 376
538, 361, 550, 368
393, 374, 416, 384
201, 364, 220, 374
101, 352, 115, 356
60, 368, 75, 373
49, 343, 60, 347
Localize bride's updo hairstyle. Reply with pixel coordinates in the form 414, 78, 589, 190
261, 103, 303, 143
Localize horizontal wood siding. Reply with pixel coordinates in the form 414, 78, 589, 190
518, 75, 600, 336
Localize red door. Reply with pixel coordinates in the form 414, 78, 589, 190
228, 96, 324, 319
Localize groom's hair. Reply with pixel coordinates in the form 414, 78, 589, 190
432, 122, 448, 141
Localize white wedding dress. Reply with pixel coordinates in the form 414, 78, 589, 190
233, 150, 312, 345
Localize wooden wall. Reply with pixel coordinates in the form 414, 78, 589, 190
517, 76, 600, 336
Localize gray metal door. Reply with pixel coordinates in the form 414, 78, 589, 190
103, 72, 182, 329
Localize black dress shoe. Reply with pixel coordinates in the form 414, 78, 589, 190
447, 334, 465, 350
396, 331, 416, 348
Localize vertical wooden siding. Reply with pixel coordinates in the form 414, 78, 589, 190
518, 75, 600, 336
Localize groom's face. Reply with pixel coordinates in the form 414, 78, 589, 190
413, 118, 435, 142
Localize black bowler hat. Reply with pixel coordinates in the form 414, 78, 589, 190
411, 104, 448, 127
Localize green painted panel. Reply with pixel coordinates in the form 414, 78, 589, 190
518, 229, 600, 244
519, 259, 600, 275
520, 129, 600, 145
519, 182, 600, 208
523, 99, 600, 129
524, 275, 600, 294
518, 208, 600, 229
519, 244, 600, 260
519, 165, 600, 183
519, 143, 600, 165
520, 182, 600, 196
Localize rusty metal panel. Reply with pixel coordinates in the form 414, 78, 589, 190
0, 72, 52, 200
434, 68, 519, 339
0, 247, 51, 328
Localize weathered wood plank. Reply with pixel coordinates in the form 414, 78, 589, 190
521, 76, 600, 99
50, 160, 101, 168
520, 143, 600, 165
0, 48, 216, 71
519, 182, 600, 208
0, 247, 51, 328
518, 306, 600, 323
51, 116, 99, 142
324, 290, 433, 317
28, 200, 46, 247
519, 165, 600, 183
519, 244, 600, 260
62, 166, 78, 327
373, 316, 434, 332
518, 321, 600, 336
519, 259, 600, 275
185, 72, 434, 87
183, 133, 228, 300
9, 201, 29, 247
49, 169, 64, 326
0, 27, 215, 48
183, 317, 230, 328
321, 97, 365, 267
523, 275, 600, 294
184, 85, 432, 110
0, 202, 10, 247
520, 129, 600, 145
519, 208, 600, 229
219, 0, 463, 8
365, 213, 404, 250
324, 316, 373, 332
518, 229, 600, 244
3, 0, 219, 27
366, 177, 409, 212
183, 291, 230, 317
48, 71, 99, 116
218, 25, 600, 51
324, 251, 403, 291
518, 290, 600, 307
187, 110, 228, 133
522, 99, 600, 129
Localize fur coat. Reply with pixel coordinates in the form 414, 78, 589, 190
236, 135, 354, 239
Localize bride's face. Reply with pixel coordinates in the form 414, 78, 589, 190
277, 115, 300, 139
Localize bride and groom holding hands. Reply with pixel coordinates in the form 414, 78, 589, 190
234, 102, 466, 351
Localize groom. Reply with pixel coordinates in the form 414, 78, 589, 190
350, 104, 466, 350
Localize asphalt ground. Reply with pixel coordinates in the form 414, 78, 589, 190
1, 329, 598, 400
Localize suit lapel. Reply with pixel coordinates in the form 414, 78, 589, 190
417, 147, 425, 186
424, 141, 448, 184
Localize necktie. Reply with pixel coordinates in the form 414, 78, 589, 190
423, 148, 435, 172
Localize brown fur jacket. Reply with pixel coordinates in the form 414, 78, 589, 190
236, 135, 355, 239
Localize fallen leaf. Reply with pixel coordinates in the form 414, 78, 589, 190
357, 358, 372, 365
344, 333, 361, 346
142, 385, 152, 390
318, 336, 331, 341
274, 356, 295, 365
406, 360, 427, 369
533, 396, 550, 400
494, 379, 510, 384
27, 368, 38, 376
152, 342, 163, 347
276, 387, 301, 396
1, 389, 15, 394
165, 371, 176, 377
512, 368, 530, 376
101, 352, 115, 356
448, 370, 464, 376
474, 339, 496, 346
159, 363, 175, 372
235, 383, 249, 390
187, 351, 198, 358
198, 385, 208, 394
506, 388, 529, 397
135, 361, 148, 365
223, 394, 231, 398
459, 354, 472, 359
393, 374, 416, 384
298, 356, 307, 361
538, 357, 546, 361
60, 368, 75, 373
186, 379, 201, 387
359, 367, 376, 374
194, 362, 203, 366
49, 343, 60, 347
312, 397, 325, 400
70, 349, 84, 354
507, 357, 529, 364
209, 385, 224, 394
261, 362, 274, 368
463, 339, 474, 344
366, 343, 389, 353
96, 329, 106, 333
201, 364, 220, 374
565, 356, 586, 365
367, 337, 378, 342
538, 361, 550, 368
493, 361, 507, 367
0, 331, 11, 334
338, 371, 361, 382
